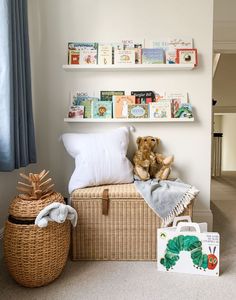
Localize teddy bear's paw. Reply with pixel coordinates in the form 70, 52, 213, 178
163, 155, 174, 165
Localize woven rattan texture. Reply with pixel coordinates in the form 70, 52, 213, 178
71, 183, 142, 199
71, 184, 192, 261
3, 221, 70, 287
9, 192, 64, 219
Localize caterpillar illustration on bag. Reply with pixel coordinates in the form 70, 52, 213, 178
160, 235, 218, 271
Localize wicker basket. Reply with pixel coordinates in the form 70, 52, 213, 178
3, 192, 71, 287
71, 183, 193, 261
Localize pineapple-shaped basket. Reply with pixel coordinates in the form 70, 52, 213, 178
3, 170, 70, 288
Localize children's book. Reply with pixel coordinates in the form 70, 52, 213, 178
131, 91, 155, 104
92, 101, 112, 119
68, 42, 98, 64
111, 42, 124, 64
100, 91, 125, 101
150, 38, 193, 64
114, 49, 135, 65
113, 95, 136, 118
68, 50, 80, 64
98, 43, 112, 65
128, 104, 149, 118
149, 100, 171, 119
68, 42, 98, 51
70, 92, 97, 118
142, 48, 164, 64
174, 103, 193, 118
68, 106, 84, 118
166, 92, 188, 118
80, 49, 97, 64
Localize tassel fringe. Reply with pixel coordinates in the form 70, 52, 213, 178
161, 186, 199, 227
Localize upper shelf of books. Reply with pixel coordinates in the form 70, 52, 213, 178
64, 118, 194, 123
62, 64, 195, 71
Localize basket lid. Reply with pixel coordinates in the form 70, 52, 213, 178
10, 170, 64, 219
9, 192, 64, 219
71, 183, 142, 199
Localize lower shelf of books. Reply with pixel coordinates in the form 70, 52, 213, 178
64, 118, 194, 123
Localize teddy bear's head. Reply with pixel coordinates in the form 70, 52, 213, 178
136, 136, 160, 151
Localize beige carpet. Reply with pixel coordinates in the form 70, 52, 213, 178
1, 172, 236, 300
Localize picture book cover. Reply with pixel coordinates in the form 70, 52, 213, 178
70, 92, 97, 118
176, 48, 198, 66
68, 50, 80, 64
111, 42, 124, 64
171, 99, 182, 118
68, 106, 84, 118
113, 95, 136, 118
150, 38, 193, 51
149, 101, 171, 119
128, 104, 149, 118
80, 49, 97, 64
142, 48, 164, 64
114, 49, 135, 64
68, 42, 98, 51
98, 43, 112, 65
166, 92, 188, 103
92, 101, 112, 119
150, 38, 193, 63
134, 44, 142, 64
131, 91, 155, 104
100, 91, 125, 101
174, 103, 193, 118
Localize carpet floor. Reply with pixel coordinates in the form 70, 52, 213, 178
0, 172, 236, 300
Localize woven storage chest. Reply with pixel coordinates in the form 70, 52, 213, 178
71, 183, 193, 261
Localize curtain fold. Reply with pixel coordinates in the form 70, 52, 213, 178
0, 0, 36, 171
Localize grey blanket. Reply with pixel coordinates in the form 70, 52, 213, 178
134, 177, 199, 226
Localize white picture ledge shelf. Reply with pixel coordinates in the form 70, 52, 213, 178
62, 64, 195, 71
64, 118, 194, 123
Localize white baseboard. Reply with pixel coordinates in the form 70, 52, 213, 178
193, 209, 213, 231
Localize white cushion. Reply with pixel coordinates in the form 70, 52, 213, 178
62, 127, 134, 193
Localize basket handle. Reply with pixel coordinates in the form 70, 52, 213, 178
173, 216, 192, 227
102, 189, 109, 215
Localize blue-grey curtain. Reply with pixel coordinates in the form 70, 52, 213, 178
0, 0, 36, 171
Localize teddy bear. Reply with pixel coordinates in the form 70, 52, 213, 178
133, 136, 174, 181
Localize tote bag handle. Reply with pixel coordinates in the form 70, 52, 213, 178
176, 222, 201, 233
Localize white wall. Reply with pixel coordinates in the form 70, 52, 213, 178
28, 0, 213, 221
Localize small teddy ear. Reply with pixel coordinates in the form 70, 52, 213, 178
136, 137, 142, 145
156, 138, 160, 144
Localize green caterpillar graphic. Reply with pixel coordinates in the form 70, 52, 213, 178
160, 235, 218, 271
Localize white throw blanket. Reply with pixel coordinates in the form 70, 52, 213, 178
35, 202, 78, 228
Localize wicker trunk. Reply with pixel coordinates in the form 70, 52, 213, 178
71, 183, 193, 261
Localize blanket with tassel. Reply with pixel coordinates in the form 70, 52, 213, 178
134, 177, 199, 227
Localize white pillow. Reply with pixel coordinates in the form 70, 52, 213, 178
62, 127, 134, 193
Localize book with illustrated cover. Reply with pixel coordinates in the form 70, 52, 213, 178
100, 91, 125, 101
155, 92, 166, 102
71, 92, 97, 118
92, 101, 112, 119
68, 42, 98, 64
174, 103, 193, 118
149, 100, 171, 119
80, 49, 97, 64
98, 43, 112, 65
121, 40, 144, 64
150, 38, 193, 50
68, 106, 84, 118
150, 38, 193, 64
68, 42, 98, 51
142, 48, 164, 64
166, 91, 188, 116
114, 49, 135, 64
111, 42, 123, 64
113, 95, 136, 118
131, 91, 155, 104
68, 50, 80, 64
128, 104, 149, 118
